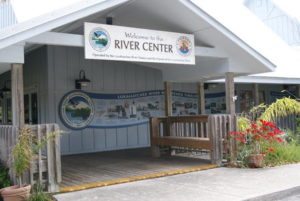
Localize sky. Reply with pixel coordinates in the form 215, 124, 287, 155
10, 0, 82, 22
273, 0, 300, 21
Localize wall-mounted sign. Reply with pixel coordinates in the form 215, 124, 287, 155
84, 23, 195, 65
59, 90, 227, 130
60, 91, 95, 129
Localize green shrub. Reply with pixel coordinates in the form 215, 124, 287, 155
0, 165, 11, 188
237, 116, 251, 132
264, 142, 300, 166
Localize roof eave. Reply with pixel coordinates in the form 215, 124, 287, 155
0, 0, 130, 50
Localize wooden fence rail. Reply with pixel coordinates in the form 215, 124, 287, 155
0, 124, 61, 192
150, 115, 237, 165
0, 126, 18, 168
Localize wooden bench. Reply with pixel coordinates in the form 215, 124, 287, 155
150, 116, 212, 157
151, 136, 212, 151
150, 115, 236, 165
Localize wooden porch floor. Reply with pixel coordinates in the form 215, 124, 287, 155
61, 148, 212, 191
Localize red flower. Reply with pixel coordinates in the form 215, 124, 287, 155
267, 147, 275, 153
276, 137, 284, 143
230, 120, 285, 154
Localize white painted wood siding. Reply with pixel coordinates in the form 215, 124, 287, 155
245, 0, 300, 46
46, 46, 163, 155
0, 0, 17, 29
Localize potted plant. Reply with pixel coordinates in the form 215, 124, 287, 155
1, 127, 60, 201
230, 119, 284, 168
0, 127, 33, 201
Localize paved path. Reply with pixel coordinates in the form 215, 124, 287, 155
55, 164, 300, 201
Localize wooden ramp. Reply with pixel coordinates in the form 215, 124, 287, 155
60, 148, 215, 193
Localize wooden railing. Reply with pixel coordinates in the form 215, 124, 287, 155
0, 124, 61, 192
0, 125, 18, 168
150, 115, 237, 165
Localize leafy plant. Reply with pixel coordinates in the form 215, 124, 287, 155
237, 116, 251, 132
0, 165, 11, 188
12, 127, 33, 186
11, 127, 62, 186
259, 98, 300, 121
231, 120, 284, 155
233, 97, 300, 167
28, 183, 52, 201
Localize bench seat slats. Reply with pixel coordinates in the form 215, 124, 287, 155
152, 136, 212, 150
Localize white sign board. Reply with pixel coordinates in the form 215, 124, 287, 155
84, 23, 195, 65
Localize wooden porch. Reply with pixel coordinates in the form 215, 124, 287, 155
60, 114, 237, 192
60, 148, 214, 192
0, 114, 237, 193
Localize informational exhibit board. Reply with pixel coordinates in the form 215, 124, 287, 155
205, 92, 226, 114
59, 90, 226, 129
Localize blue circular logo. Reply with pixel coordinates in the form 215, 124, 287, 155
89, 28, 111, 52
60, 91, 94, 129
176, 36, 192, 56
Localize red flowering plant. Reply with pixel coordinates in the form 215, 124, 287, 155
230, 119, 284, 164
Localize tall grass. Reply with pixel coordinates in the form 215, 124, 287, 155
264, 142, 300, 166
28, 183, 52, 201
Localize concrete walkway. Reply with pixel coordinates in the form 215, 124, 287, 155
54, 164, 300, 201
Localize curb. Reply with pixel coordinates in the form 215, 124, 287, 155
244, 186, 300, 201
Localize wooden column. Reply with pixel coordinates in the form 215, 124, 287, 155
164, 82, 172, 116
225, 72, 235, 115
253, 83, 259, 106
11, 64, 25, 128
164, 82, 175, 155
225, 73, 237, 165
197, 82, 205, 114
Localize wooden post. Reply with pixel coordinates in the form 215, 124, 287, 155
253, 83, 259, 106
164, 82, 175, 155
11, 64, 25, 128
225, 72, 237, 164
150, 118, 161, 157
164, 82, 172, 116
197, 82, 205, 114
225, 72, 235, 115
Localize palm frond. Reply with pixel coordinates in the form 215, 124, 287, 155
259, 98, 300, 121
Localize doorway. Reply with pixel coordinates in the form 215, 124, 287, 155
24, 91, 38, 124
